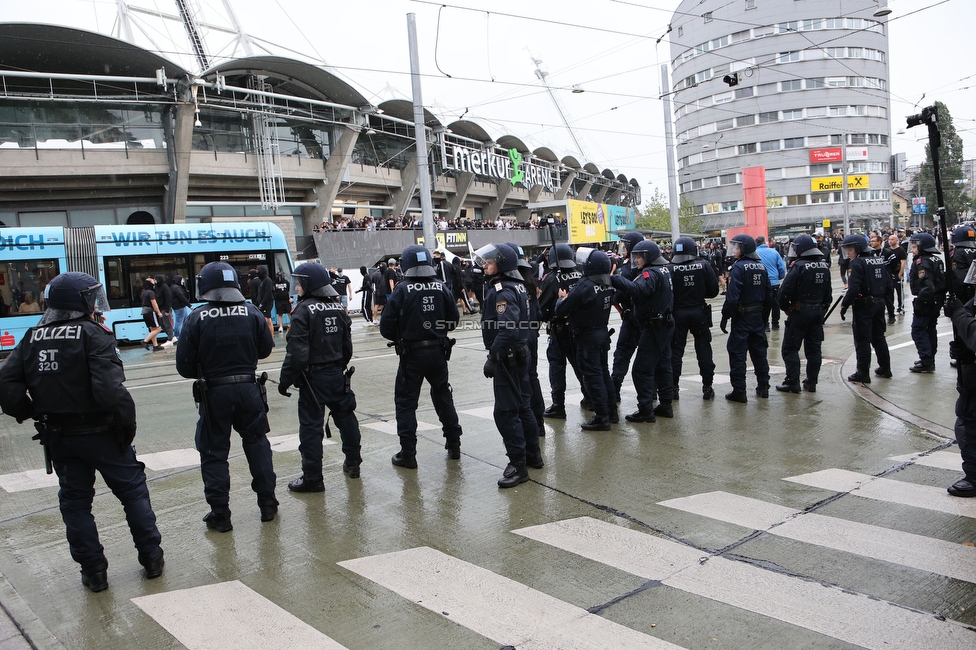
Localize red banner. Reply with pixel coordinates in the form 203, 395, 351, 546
810, 148, 842, 163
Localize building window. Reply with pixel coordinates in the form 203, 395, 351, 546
826, 77, 847, 87
716, 119, 735, 131
720, 173, 739, 185
807, 77, 825, 88
704, 12, 713, 23
784, 137, 805, 149
807, 107, 827, 118
810, 193, 831, 203
754, 25, 774, 38
703, 176, 719, 188
807, 135, 829, 146
745, 0, 756, 9
732, 29, 751, 42
830, 134, 844, 145
829, 106, 848, 117
735, 86, 754, 99
717, 146, 736, 159
782, 79, 803, 91
738, 143, 757, 155
779, 51, 801, 63
786, 194, 808, 206
783, 109, 804, 120
850, 133, 866, 144
785, 166, 807, 178
758, 83, 778, 96
759, 111, 779, 123
809, 164, 829, 175
737, 114, 756, 126
714, 92, 734, 105
766, 168, 783, 179
691, 179, 703, 190
721, 201, 741, 211
678, 26, 683, 37
803, 18, 823, 30
778, 22, 798, 34
760, 140, 781, 151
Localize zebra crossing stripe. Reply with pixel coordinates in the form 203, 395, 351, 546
338, 546, 685, 650
140, 449, 200, 471
890, 450, 961, 472
513, 517, 973, 650
659, 491, 976, 583
131, 580, 347, 649
784, 468, 976, 518
0, 469, 59, 493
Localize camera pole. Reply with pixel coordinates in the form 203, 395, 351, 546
906, 105, 952, 296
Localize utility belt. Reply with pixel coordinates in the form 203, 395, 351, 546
735, 304, 762, 314
394, 337, 457, 360
206, 374, 257, 387
639, 311, 674, 328
307, 361, 344, 370
42, 413, 114, 436
856, 295, 884, 307
499, 344, 530, 363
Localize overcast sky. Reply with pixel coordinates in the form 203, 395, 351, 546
5, 0, 973, 197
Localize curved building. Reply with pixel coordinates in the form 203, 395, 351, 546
670, 0, 891, 234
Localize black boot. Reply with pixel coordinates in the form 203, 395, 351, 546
775, 380, 800, 393
203, 509, 233, 532
445, 436, 461, 460
702, 385, 715, 400
625, 409, 656, 423
139, 549, 164, 580
581, 414, 611, 431
580, 397, 593, 412
497, 462, 529, 488
608, 407, 619, 424
653, 401, 674, 418
671, 386, 680, 401
392, 451, 418, 469
343, 460, 361, 479
526, 451, 545, 469
288, 476, 325, 492
756, 385, 769, 399
543, 404, 567, 419
874, 367, 892, 378
725, 389, 748, 403
258, 497, 278, 522
847, 372, 871, 383
801, 379, 817, 392
81, 560, 108, 593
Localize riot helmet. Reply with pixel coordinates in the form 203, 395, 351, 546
791, 234, 823, 258
473, 243, 522, 280
841, 234, 870, 257
506, 242, 532, 269
631, 240, 663, 267
728, 233, 758, 259
619, 231, 645, 256
577, 248, 612, 286
291, 262, 338, 298
399, 245, 436, 278
671, 237, 699, 264
548, 243, 576, 270
910, 232, 940, 255
952, 225, 976, 249
196, 262, 245, 302
41, 272, 110, 325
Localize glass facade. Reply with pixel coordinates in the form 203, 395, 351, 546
0, 102, 166, 150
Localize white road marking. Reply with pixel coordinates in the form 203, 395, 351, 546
659, 491, 976, 583
140, 449, 200, 471
888, 330, 952, 351
362, 420, 439, 436
338, 546, 685, 650
784, 468, 976, 518
460, 407, 495, 419
131, 580, 347, 650
890, 450, 961, 471
0, 469, 60, 493
513, 517, 973, 650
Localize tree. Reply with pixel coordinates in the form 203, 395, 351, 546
635, 187, 703, 233
916, 101, 965, 220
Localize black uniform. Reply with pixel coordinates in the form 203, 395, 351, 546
723, 258, 772, 393
280, 297, 361, 478
554, 277, 615, 418
668, 258, 719, 394
611, 264, 675, 413
380, 278, 461, 456
538, 267, 584, 407
777, 257, 832, 387
176, 300, 277, 517
841, 252, 891, 376
482, 278, 541, 465
610, 259, 642, 398
0, 316, 161, 576
909, 254, 944, 367
950, 246, 976, 304
948, 299, 976, 491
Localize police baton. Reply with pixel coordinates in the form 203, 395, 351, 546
822, 293, 844, 324
497, 357, 521, 396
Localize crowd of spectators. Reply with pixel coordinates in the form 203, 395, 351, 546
312, 215, 566, 233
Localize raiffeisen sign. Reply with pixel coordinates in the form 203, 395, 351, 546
440, 141, 559, 193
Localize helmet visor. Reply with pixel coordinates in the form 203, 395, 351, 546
787, 243, 797, 258
575, 247, 596, 267
727, 241, 741, 257
82, 283, 111, 314
290, 273, 308, 294
964, 260, 976, 285
472, 244, 501, 268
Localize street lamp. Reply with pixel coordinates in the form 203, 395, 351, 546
873, 1, 892, 17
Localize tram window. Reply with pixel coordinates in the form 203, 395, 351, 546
114, 255, 190, 307
0, 259, 59, 317
273, 251, 292, 280
216, 251, 269, 300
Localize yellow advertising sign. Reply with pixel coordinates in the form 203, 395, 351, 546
847, 174, 869, 189
822, 219, 831, 227
811, 176, 844, 192
567, 199, 608, 244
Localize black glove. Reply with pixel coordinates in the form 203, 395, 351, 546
719, 317, 728, 334
945, 295, 965, 318
278, 383, 292, 397
483, 357, 497, 379
840, 306, 848, 321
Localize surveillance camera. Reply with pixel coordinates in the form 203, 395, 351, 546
194, 119, 203, 128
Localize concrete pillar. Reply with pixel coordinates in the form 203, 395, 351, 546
169, 103, 196, 224
390, 157, 419, 221
555, 170, 577, 200
483, 181, 512, 222
303, 124, 360, 235
528, 184, 545, 203
576, 180, 592, 202
444, 171, 475, 222
592, 184, 609, 204
606, 188, 622, 206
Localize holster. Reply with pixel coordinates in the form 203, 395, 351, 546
257, 372, 269, 413
702, 303, 713, 327
192, 377, 214, 440
344, 366, 356, 394
31, 416, 58, 474
443, 337, 456, 361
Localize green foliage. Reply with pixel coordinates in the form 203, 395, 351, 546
636, 187, 703, 233
916, 101, 966, 218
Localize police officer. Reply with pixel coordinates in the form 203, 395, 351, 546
176, 262, 277, 531
908, 232, 946, 373
0, 273, 163, 591
949, 226, 976, 304
668, 237, 720, 400
554, 248, 616, 430
944, 275, 976, 497
278, 263, 362, 489
508, 243, 546, 433
840, 234, 892, 382
476, 243, 543, 488
611, 240, 675, 422
610, 232, 647, 400
380, 245, 462, 467
720, 234, 772, 402
775, 235, 832, 393
538, 244, 584, 419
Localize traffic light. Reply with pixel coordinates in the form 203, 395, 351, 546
723, 73, 740, 87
